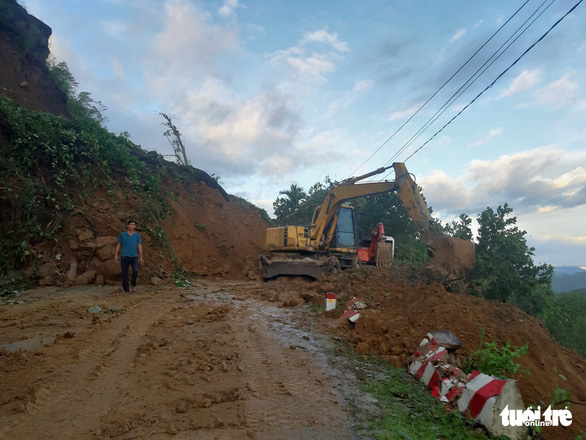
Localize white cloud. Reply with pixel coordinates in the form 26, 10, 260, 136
388, 103, 422, 122
497, 69, 541, 99
325, 79, 373, 117
102, 21, 127, 39
470, 127, 503, 147
536, 74, 579, 109
218, 0, 239, 17
301, 30, 350, 53
419, 150, 586, 265
149, 0, 239, 93
449, 28, 467, 43
419, 147, 586, 215
269, 30, 350, 84
474, 20, 484, 29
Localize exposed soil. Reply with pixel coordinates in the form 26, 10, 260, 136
0, 281, 373, 439
2, 267, 583, 439
0, 0, 69, 117
316, 265, 586, 440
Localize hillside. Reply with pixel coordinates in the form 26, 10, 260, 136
552, 268, 586, 294
0, 0, 270, 286
0, 0, 68, 116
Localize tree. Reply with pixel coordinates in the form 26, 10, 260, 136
273, 184, 307, 225
47, 56, 107, 125
160, 113, 189, 166
445, 213, 473, 240
471, 203, 554, 315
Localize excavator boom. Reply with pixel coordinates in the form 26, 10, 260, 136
261, 162, 475, 279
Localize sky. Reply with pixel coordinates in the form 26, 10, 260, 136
21, 0, 586, 267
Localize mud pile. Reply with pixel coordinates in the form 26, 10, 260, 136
35, 175, 270, 286
317, 266, 585, 440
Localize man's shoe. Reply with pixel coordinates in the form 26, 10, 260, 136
130, 285, 136, 293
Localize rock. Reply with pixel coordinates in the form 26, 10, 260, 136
66, 259, 77, 282
74, 270, 96, 285
39, 275, 56, 286
151, 277, 166, 286
19, 80, 28, 87
76, 229, 94, 242
96, 236, 118, 249
96, 246, 114, 261
77, 240, 97, 251
39, 262, 58, 278
100, 261, 122, 281
95, 274, 104, 285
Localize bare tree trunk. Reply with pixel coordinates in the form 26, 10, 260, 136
160, 113, 189, 166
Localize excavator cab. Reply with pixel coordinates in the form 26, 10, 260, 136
261, 205, 359, 279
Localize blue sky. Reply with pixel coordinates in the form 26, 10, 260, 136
22, 0, 586, 266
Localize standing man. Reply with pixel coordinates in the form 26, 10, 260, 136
114, 220, 144, 293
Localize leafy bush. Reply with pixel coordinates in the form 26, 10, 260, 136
465, 327, 529, 378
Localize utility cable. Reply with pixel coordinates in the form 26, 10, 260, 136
389, 0, 583, 174
373, 0, 555, 180
346, 0, 531, 179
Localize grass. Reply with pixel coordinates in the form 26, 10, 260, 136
363, 366, 489, 440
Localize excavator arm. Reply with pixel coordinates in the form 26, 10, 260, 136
310, 163, 434, 249
309, 162, 475, 276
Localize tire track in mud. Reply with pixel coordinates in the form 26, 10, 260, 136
233, 301, 354, 440
0, 295, 172, 439
1, 283, 365, 440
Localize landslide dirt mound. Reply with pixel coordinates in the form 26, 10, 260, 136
42, 173, 270, 286
318, 265, 586, 440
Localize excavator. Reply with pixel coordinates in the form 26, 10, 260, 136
260, 162, 475, 279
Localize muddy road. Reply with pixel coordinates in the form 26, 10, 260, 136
0, 281, 375, 439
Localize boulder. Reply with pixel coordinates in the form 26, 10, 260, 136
75, 270, 96, 285
39, 275, 56, 286
96, 236, 118, 249
96, 246, 114, 261
39, 262, 58, 278
76, 229, 94, 242
100, 260, 122, 281
66, 259, 77, 282
151, 276, 166, 286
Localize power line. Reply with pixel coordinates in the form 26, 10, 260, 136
346, 0, 531, 179
374, 0, 555, 179
396, 0, 583, 169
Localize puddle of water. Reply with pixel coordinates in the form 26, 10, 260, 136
3, 337, 47, 352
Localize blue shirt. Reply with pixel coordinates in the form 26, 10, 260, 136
118, 232, 142, 257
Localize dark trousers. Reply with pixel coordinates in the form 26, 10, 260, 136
121, 256, 139, 292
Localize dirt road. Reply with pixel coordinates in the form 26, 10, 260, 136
0, 281, 371, 439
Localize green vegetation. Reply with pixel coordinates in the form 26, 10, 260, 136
365, 366, 488, 440
0, 92, 182, 273
446, 204, 586, 357
465, 326, 529, 378
47, 57, 107, 124
542, 291, 586, 356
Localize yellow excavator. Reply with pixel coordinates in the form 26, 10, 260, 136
260, 162, 475, 279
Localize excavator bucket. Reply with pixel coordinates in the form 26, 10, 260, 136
428, 235, 475, 278
375, 242, 393, 267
